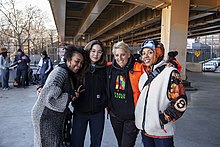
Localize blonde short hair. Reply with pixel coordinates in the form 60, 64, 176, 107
112, 41, 130, 55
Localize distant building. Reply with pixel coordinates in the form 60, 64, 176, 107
187, 34, 220, 62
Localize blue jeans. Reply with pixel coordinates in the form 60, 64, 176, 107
141, 132, 174, 147
1, 68, 9, 88
40, 73, 48, 86
71, 110, 105, 147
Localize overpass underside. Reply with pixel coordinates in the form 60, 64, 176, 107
49, 0, 220, 45
49, 0, 220, 78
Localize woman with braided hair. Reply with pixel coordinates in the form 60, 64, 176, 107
135, 40, 187, 147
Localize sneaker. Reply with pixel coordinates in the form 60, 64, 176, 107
3, 88, 9, 91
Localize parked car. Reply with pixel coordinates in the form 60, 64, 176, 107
202, 62, 216, 72
212, 58, 220, 66
208, 60, 218, 68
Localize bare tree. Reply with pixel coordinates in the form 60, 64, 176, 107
0, 0, 50, 55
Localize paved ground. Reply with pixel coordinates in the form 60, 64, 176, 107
0, 71, 220, 147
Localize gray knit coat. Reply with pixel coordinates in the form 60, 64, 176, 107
31, 66, 74, 147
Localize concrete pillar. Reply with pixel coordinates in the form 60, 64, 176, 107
161, 0, 190, 79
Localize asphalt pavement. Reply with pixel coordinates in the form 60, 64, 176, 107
0, 71, 220, 147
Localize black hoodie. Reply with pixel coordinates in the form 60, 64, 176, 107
74, 64, 107, 114
107, 56, 136, 120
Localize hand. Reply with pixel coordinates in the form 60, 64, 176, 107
9, 67, 13, 70
18, 60, 22, 63
70, 85, 85, 101
77, 85, 85, 93
22, 56, 27, 60
166, 62, 175, 68
36, 85, 43, 96
37, 87, 42, 96
159, 111, 169, 124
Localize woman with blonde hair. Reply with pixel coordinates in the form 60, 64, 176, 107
107, 41, 144, 147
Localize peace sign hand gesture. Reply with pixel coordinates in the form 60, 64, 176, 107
71, 85, 85, 101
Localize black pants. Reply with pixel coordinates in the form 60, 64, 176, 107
110, 114, 139, 147
71, 110, 105, 147
16, 69, 27, 88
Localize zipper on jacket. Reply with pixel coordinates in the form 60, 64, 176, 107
142, 84, 151, 132
159, 121, 167, 133
159, 110, 167, 133
91, 72, 94, 113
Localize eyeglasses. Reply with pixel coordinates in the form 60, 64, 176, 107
90, 50, 103, 56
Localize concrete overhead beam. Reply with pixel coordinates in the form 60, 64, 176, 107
100, 15, 161, 42
67, 0, 91, 4
188, 29, 220, 37
75, 0, 111, 40
122, 0, 170, 9
189, 21, 220, 33
189, 12, 220, 26
191, 0, 220, 8
48, 0, 66, 42
101, 16, 160, 42
91, 6, 145, 40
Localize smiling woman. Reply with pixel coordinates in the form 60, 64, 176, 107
31, 45, 85, 147
107, 41, 143, 147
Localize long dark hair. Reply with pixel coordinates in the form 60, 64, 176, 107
84, 40, 106, 66
80, 40, 107, 87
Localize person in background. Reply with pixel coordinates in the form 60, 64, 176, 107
38, 50, 53, 86
71, 40, 107, 147
135, 40, 187, 147
133, 53, 142, 63
0, 47, 10, 90
107, 41, 144, 147
31, 45, 85, 147
13, 48, 30, 88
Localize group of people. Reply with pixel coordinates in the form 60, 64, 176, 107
31, 39, 187, 147
0, 47, 31, 89
0, 46, 53, 90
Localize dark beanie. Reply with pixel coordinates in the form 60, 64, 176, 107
17, 48, 22, 52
